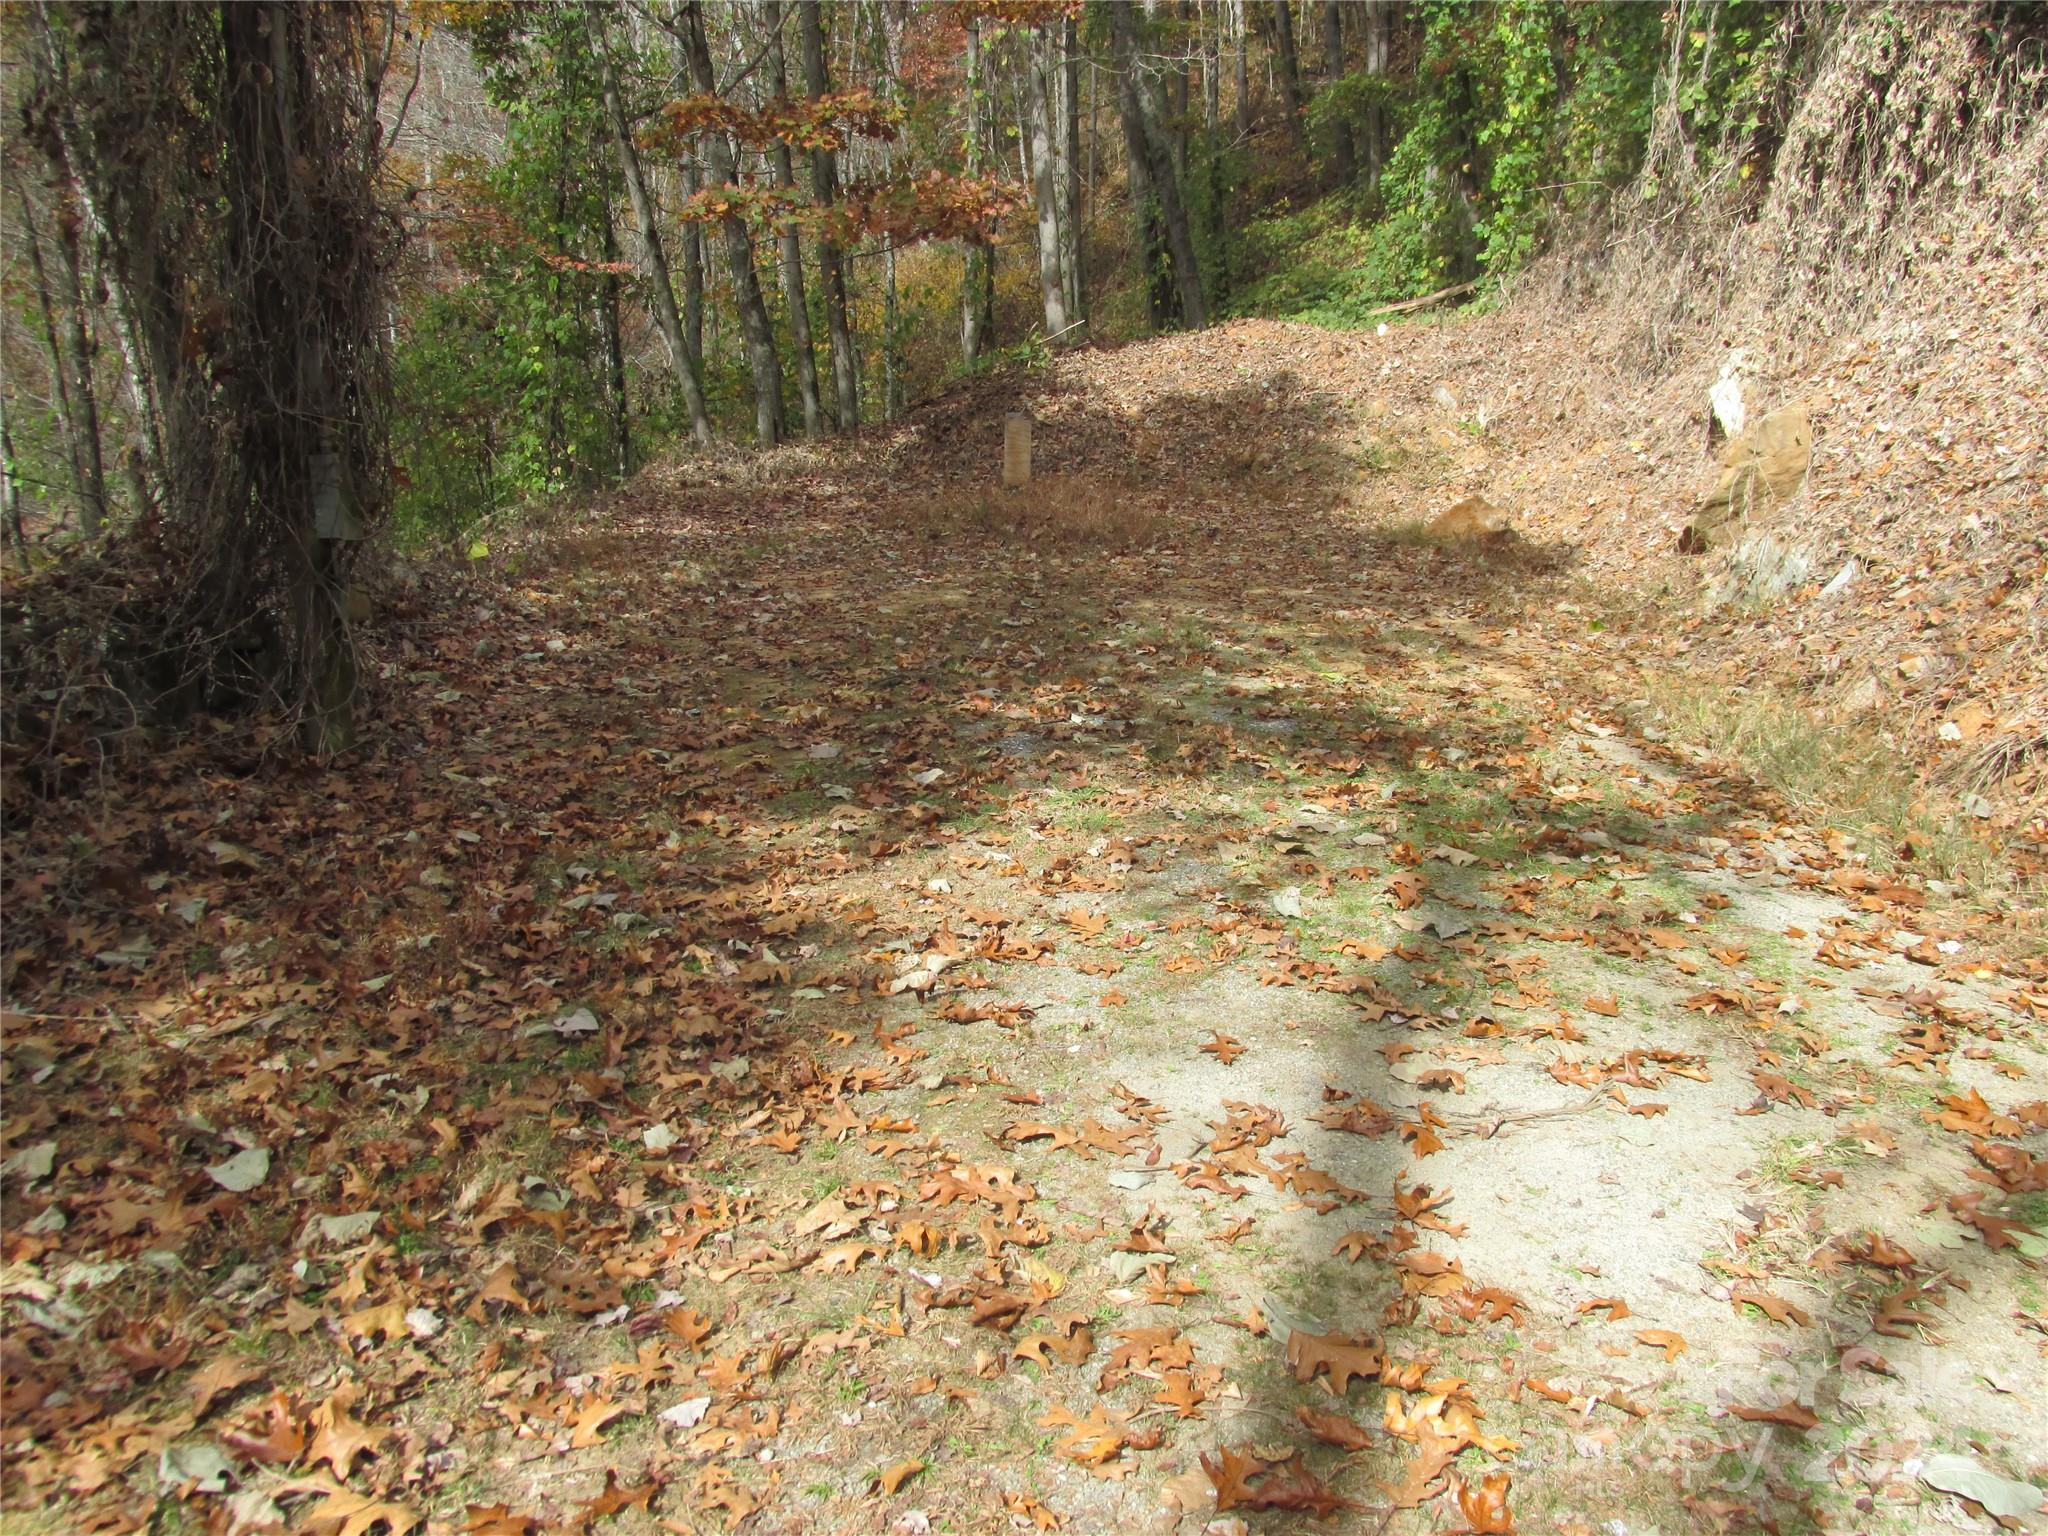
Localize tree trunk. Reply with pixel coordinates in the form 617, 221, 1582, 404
679, 156, 706, 364
800, 0, 859, 428
1115, 14, 1171, 330
960, 15, 990, 370
220, 1, 360, 751
1029, 25, 1069, 336
682, 0, 785, 446
1322, 0, 1355, 185
1234, 0, 1253, 140
1203, 8, 1230, 308
1271, 0, 1304, 149
599, 197, 632, 478
601, 42, 712, 443
5, 170, 103, 535
1111, 3, 1207, 330
1060, 16, 1083, 324
0, 392, 27, 568
763, 0, 822, 439
1362, 0, 1391, 190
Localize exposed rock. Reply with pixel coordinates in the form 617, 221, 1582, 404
1685, 404, 1813, 545
1427, 494, 1514, 542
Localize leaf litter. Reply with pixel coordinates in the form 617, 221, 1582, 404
3, 324, 2045, 1535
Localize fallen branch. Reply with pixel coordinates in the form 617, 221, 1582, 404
1367, 280, 1480, 318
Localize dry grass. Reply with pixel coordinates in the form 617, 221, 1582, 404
881, 473, 1163, 552
1632, 672, 2029, 912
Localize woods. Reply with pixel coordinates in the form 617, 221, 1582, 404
8, 1, 1895, 617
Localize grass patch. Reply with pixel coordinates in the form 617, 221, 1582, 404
1635, 675, 2017, 898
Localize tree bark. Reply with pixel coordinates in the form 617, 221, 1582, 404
1029, 25, 1069, 336
1270, 0, 1304, 149
599, 196, 632, 478
601, 40, 712, 443
1234, 0, 1253, 141
1362, 0, 1391, 190
0, 392, 27, 568
1203, 7, 1230, 308
1059, 15, 1082, 325
763, 0, 822, 439
1111, 2, 1207, 330
1114, 13, 1171, 330
219, 1, 359, 751
1322, 0, 1355, 185
800, 0, 859, 428
960, 15, 991, 370
682, 0, 785, 446
5, 169, 104, 535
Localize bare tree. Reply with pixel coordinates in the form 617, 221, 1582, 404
4, 165, 106, 534
1269, 0, 1305, 150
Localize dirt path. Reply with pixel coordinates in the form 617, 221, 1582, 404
4, 338, 2045, 1536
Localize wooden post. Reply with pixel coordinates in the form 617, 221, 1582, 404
1002, 411, 1034, 491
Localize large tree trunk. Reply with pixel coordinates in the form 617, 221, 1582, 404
1270, 0, 1304, 149
800, 0, 859, 428
763, 0, 822, 440
219, 1, 377, 751
601, 42, 712, 444
1029, 25, 1069, 336
1111, 3, 1207, 330
1321, 0, 1355, 185
682, 0, 785, 446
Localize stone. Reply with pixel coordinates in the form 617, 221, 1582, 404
1427, 494, 1514, 542
1688, 404, 1812, 542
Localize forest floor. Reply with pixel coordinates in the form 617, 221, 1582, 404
4, 320, 2046, 1536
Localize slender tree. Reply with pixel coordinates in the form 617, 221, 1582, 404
681, 0, 786, 446
1029, 22, 1069, 336
1321, 0, 1355, 185
5, 167, 105, 534
800, 0, 859, 427
1270, 0, 1305, 149
600, 31, 714, 443
762, 0, 823, 440
1059, 14, 1082, 325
